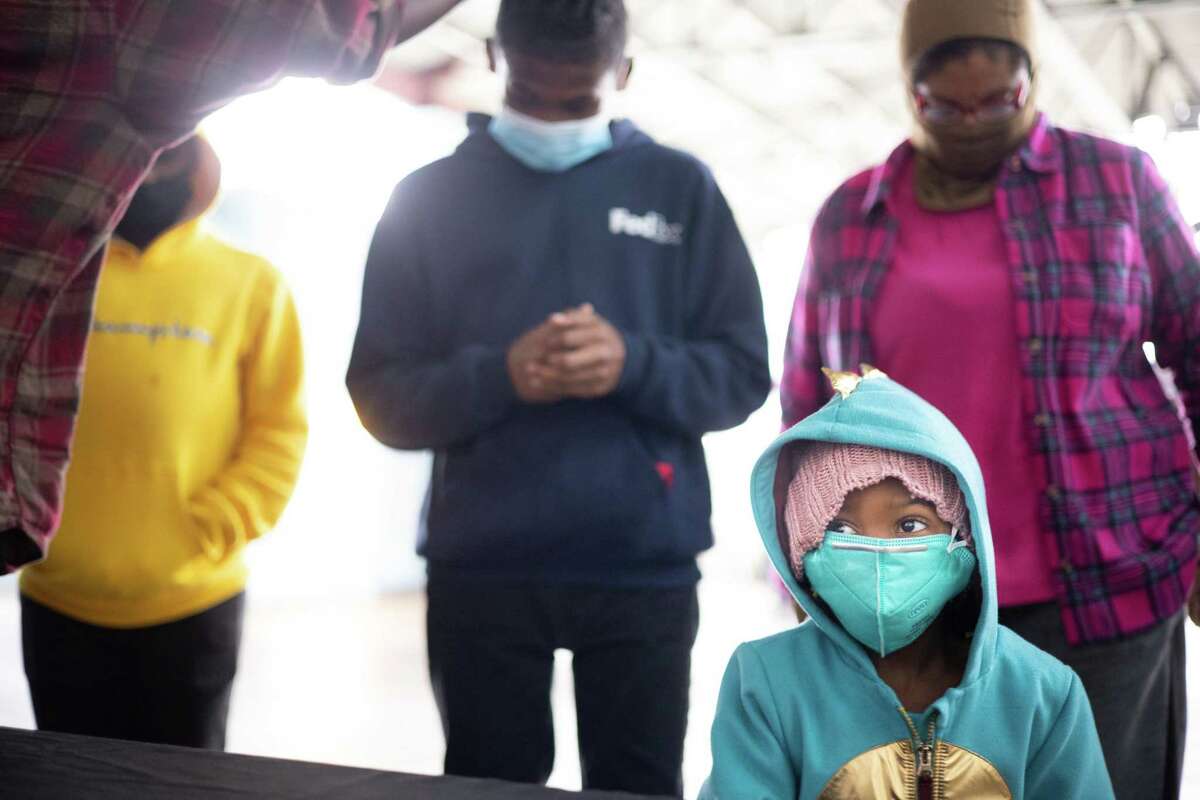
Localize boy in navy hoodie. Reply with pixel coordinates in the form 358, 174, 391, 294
346, 1, 770, 795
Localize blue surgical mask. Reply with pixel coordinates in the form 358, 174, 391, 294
488, 106, 614, 173
803, 529, 976, 657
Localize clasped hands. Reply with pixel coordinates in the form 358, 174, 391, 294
506, 304, 627, 403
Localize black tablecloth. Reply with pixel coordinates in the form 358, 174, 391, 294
0, 727, 666, 799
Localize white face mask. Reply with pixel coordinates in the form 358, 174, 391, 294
488, 106, 614, 172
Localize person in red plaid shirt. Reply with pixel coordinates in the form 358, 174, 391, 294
0, 0, 468, 575
0, 0, 465, 574
780, 1, 1199, 797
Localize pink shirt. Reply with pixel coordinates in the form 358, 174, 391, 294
871, 157, 1056, 606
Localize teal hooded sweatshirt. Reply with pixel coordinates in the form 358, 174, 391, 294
701, 372, 1113, 799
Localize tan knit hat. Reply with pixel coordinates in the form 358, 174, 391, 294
784, 443, 969, 578
900, 0, 1038, 77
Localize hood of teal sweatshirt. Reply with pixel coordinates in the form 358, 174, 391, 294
751, 369, 998, 686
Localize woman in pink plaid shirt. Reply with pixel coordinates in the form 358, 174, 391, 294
781, 1, 1200, 797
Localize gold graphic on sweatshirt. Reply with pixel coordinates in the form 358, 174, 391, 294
817, 739, 1011, 800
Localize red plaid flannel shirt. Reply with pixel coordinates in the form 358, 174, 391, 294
782, 114, 1200, 644
0, 0, 404, 571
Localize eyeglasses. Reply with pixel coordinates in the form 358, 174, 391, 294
913, 73, 1030, 125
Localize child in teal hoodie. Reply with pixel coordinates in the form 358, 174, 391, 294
701, 367, 1113, 799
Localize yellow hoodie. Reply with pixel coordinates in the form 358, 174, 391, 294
21, 138, 307, 628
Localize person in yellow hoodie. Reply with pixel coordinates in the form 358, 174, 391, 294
18, 135, 307, 750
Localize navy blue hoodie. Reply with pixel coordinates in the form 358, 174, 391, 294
347, 114, 770, 586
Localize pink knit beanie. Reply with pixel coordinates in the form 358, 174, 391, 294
784, 442, 969, 578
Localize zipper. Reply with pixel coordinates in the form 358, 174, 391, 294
898, 706, 939, 800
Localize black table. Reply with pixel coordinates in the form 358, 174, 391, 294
0, 727, 666, 799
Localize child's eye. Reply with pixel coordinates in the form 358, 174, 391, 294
899, 518, 929, 535
829, 520, 858, 534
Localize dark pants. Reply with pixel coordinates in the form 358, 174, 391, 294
999, 602, 1187, 800
426, 575, 699, 797
21, 593, 244, 750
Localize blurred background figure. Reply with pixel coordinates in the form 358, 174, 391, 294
346, 1, 769, 795
780, 1, 1199, 797
19, 136, 307, 750
0, 0, 466, 577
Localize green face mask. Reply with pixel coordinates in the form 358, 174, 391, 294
803, 529, 976, 657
